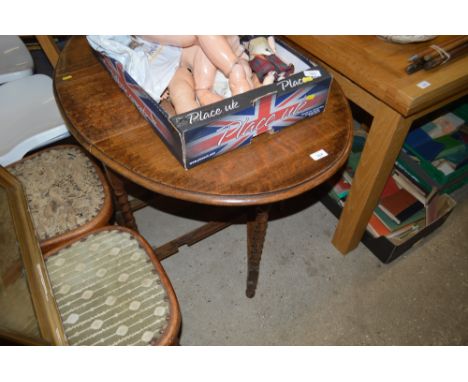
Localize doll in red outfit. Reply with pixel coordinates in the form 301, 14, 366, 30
244, 36, 294, 85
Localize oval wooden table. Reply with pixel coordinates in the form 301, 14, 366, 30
54, 36, 353, 297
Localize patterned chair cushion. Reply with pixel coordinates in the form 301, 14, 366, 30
45, 229, 171, 345
7, 146, 106, 242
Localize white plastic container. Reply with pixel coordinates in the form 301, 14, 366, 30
0, 74, 70, 165
0, 36, 34, 84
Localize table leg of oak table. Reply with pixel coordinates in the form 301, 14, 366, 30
103, 165, 139, 231
332, 103, 412, 254
246, 205, 270, 298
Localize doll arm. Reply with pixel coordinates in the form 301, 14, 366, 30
139, 35, 197, 47
267, 36, 277, 54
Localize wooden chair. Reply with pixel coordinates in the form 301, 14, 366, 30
0, 166, 181, 345
35, 36, 60, 68
6, 144, 113, 253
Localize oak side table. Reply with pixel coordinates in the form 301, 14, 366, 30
54, 36, 353, 297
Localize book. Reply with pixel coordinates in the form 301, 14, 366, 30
333, 178, 351, 199
434, 134, 465, 160
387, 218, 426, 244
379, 188, 424, 225
345, 151, 361, 179
421, 112, 464, 139
392, 169, 436, 205
380, 175, 400, 199
396, 149, 435, 193
374, 205, 426, 232
432, 159, 456, 175
405, 129, 444, 161
389, 194, 457, 244
328, 187, 345, 206
367, 213, 391, 238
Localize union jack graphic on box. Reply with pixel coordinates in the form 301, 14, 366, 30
93, 38, 332, 169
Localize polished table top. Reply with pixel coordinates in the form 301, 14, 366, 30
286, 36, 468, 117
54, 36, 353, 206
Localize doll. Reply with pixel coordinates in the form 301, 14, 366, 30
244, 36, 294, 84
140, 35, 254, 112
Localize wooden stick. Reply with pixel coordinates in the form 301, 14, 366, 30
408, 36, 464, 63
408, 37, 468, 74
424, 41, 468, 70
423, 36, 468, 62
406, 62, 423, 74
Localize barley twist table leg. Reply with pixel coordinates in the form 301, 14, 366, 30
246, 205, 270, 298
103, 165, 139, 231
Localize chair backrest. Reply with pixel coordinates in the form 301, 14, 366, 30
35, 36, 61, 68
0, 167, 67, 345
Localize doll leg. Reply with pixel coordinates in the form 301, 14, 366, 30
262, 71, 276, 85
192, 47, 224, 106
251, 71, 275, 87
229, 61, 254, 95
251, 73, 262, 88
180, 45, 223, 106
197, 35, 240, 75
168, 67, 199, 114
197, 36, 253, 95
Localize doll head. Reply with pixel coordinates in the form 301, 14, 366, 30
247, 37, 274, 59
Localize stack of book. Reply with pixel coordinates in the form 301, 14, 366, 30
404, 108, 468, 177
366, 172, 436, 243
329, 129, 458, 245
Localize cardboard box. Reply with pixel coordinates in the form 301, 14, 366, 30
92, 38, 332, 169
321, 193, 456, 264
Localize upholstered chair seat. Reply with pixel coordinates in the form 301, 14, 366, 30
0, 166, 181, 346
43, 226, 181, 345
7, 145, 113, 252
